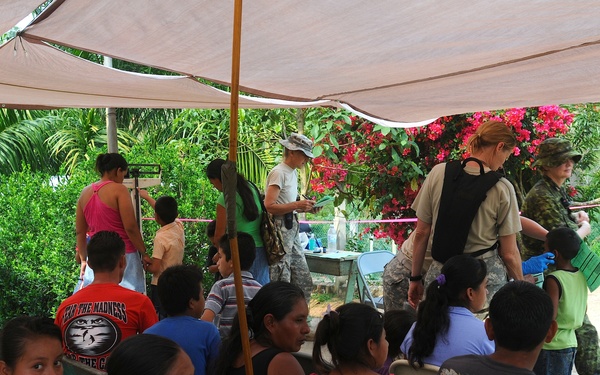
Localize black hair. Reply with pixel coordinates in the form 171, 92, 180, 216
313, 303, 385, 374
158, 265, 204, 317
87, 231, 125, 273
218, 232, 256, 271
408, 254, 487, 368
489, 281, 553, 351
206, 159, 259, 222
106, 334, 184, 375
154, 196, 178, 224
214, 281, 306, 375
0, 316, 62, 368
546, 226, 581, 260
95, 153, 128, 175
384, 309, 416, 359
206, 219, 217, 238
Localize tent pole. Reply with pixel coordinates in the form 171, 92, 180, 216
103, 56, 118, 153
228, 1, 254, 375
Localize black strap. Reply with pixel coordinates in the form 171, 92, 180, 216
431, 159, 502, 263
468, 242, 499, 258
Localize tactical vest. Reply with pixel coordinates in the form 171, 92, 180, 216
431, 158, 502, 263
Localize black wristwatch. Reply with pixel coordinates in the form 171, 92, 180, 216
409, 274, 423, 282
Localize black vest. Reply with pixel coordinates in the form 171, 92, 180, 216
431, 158, 502, 263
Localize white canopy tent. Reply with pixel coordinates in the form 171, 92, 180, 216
2, 0, 600, 123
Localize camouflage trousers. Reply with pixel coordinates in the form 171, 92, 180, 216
269, 216, 312, 305
382, 252, 415, 312
575, 314, 600, 375
425, 251, 507, 309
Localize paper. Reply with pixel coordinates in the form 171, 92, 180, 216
314, 195, 334, 208
572, 241, 600, 292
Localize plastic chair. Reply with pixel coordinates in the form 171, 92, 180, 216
389, 359, 440, 375
356, 250, 394, 308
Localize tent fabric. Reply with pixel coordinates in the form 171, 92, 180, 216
5, 0, 600, 122
0, 37, 336, 111
0, 0, 42, 36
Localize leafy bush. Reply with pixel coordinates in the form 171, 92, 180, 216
0, 142, 220, 325
0, 169, 83, 324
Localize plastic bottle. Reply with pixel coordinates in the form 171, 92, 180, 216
308, 233, 316, 250
327, 224, 337, 252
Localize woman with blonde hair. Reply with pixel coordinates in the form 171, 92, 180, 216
406, 120, 524, 308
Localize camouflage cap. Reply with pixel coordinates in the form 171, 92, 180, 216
279, 132, 314, 158
533, 137, 581, 168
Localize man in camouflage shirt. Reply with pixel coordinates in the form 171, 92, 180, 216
521, 137, 598, 375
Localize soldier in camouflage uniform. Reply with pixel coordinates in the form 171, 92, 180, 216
382, 231, 426, 311
264, 133, 316, 305
521, 137, 599, 375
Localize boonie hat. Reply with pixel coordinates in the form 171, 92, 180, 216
279, 133, 314, 158
533, 138, 582, 168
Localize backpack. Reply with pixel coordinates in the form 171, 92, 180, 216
431, 158, 502, 263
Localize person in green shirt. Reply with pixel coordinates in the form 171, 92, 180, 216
206, 158, 269, 285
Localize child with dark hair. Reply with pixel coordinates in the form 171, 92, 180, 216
140, 190, 185, 319
440, 281, 557, 374
313, 303, 388, 375
0, 316, 64, 375
201, 232, 262, 337
144, 265, 220, 375
107, 334, 194, 375
401, 254, 494, 368
377, 309, 416, 375
533, 227, 587, 375
205, 219, 222, 283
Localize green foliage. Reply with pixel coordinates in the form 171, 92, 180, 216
48, 108, 137, 175
0, 109, 61, 174
0, 169, 86, 324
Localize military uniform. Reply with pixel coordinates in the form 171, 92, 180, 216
265, 133, 315, 305
521, 175, 576, 260
521, 137, 598, 375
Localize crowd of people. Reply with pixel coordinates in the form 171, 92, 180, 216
1, 125, 599, 375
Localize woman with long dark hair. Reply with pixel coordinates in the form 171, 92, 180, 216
401, 254, 494, 368
206, 158, 269, 285
214, 281, 309, 375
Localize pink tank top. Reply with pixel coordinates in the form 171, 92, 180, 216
84, 181, 136, 253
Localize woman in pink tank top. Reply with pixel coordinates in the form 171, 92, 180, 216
75, 153, 150, 294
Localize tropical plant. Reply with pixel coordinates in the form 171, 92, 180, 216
0, 109, 61, 174
309, 107, 577, 245
47, 108, 138, 175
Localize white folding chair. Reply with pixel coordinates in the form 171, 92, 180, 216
356, 250, 394, 308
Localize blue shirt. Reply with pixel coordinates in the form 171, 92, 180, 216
401, 306, 494, 367
145, 315, 221, 375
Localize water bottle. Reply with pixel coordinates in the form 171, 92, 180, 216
327, 224, 337, 252
308, 234, 316, 250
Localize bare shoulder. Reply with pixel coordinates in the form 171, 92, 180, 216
268, 352, 304, 375
77, 184, 94, 204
